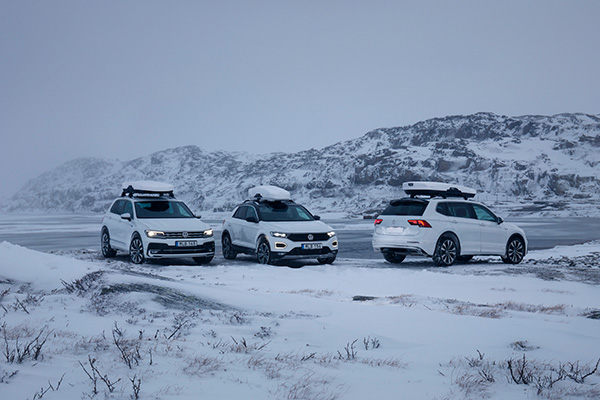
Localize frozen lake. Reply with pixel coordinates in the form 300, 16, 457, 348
0, 213, 598, 259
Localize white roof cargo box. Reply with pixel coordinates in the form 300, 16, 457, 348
402, 181, 476, 199
248, 185, 292, 201
122, 181, 175, 197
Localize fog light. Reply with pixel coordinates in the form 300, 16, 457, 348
275, 242, 287, 249
332, 241, 338, 248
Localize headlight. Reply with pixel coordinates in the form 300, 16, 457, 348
203, 229, 213, 237
145, 230, 165, 238
327, 231, 336, 238
270, 232, 287, 238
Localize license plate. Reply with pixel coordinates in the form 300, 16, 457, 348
302, 243, 323, 250
176, 240, 197, 247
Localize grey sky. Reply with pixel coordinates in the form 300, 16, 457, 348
1, 1, 599, 198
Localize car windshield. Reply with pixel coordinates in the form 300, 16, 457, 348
134, 200, 194, 219
256, 202, 314, 222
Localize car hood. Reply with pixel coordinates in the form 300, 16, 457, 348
260, 220, 333, 234
136, 218, 211, 232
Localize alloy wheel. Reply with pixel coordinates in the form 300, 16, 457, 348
506, 238, 525, 264
101, 232, 110, 256
222, 235, 236, 260
129, 236, 145, 264
257, 240, 271, 264
435, 237, 458, 266
101, 230, 116, 257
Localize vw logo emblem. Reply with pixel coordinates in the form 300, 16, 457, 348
182, 231, 189, 238
307, 234, 314, 241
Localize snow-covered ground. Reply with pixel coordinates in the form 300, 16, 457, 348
1, 242, 599, 399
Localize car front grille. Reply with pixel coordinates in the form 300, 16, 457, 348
287, 233, 330, 242
163, 231, 210, 239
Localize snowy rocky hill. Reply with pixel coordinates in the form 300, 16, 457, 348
4, 112, 600, 216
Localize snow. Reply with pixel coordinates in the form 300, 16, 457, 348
1, 241, 600, 399
248, 185, 292, 201
0, 242, 101, 291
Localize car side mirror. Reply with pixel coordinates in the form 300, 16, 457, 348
121, 212, 132, 221
194, 214, 202, 219
246, 216, 258, 223
313, 215, 321, 221
497, 217, 503, 224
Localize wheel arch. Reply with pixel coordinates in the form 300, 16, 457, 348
506, 233, 527, 255
256, 233, 268, 248
436, 231, 462, 255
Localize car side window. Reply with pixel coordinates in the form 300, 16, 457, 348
123, 201, 134, 218
436, 202, 450, 216
110, 200, 125, 215
472, 204, 497, 222
246, 206, 258, 221
233, 206, 247, 219
447, 202, 476, 219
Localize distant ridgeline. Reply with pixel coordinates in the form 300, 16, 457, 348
4, 112, 600, 216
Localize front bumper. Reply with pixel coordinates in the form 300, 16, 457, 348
146, 240, 215, 259
268, 236, 338, 261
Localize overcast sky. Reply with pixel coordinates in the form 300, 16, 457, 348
1, 1, 599, 198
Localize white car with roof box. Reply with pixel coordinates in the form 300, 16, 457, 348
372, 181, 527, 266
221, 185, 338, 265
101, 181, 215, 264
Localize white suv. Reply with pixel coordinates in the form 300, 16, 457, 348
372, 182, 527, 266
221, 186, 338, 264
101, 181, 215, 264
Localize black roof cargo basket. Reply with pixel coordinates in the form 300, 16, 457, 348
121, 181, 175, 198
402, 181, 476, 200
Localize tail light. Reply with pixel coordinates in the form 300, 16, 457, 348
408, 219, 432, 228
374, 219, 383, 225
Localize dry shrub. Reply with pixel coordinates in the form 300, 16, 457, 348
276, 371, 341, 400
183, 355, 223, 376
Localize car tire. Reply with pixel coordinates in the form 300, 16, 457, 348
129, 233, 145, 264
193, 255, 214, 264
317, 254, 336, 264
383, 252, 406, 264
502, 237, 525, 264
101, 228, 117, 257
222, 233, 237, 260
457, 255, 473, 263
433, 234, 459, 267
256, 237, 273, 265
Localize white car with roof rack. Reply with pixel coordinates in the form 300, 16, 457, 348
372, 181, 527, 266
101, 181, 215, 264
221, 185, 338, 265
